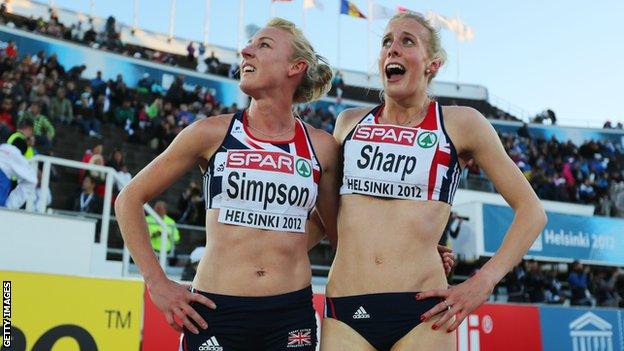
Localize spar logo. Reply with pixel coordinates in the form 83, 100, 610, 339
352, 125, 417, 146
296, 159, 311, 178
417, 131, 437, 148
226, 150, 294, 174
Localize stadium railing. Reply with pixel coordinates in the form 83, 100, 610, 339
27, 154, 172, 276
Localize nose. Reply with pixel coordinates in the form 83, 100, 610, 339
387, 40, 401, 58
241, 44, 254, 59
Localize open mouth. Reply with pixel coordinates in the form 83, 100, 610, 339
242, 64, 256, 74
385, 63, 406, 80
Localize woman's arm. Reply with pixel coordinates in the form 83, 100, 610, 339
418, 107, 547, 331
115, 116, 228, 333
307, 130, 340, 249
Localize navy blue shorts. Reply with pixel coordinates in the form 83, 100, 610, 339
180, 286, 317, 351
325, 292, 439, 351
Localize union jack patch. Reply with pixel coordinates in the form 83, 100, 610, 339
287, 328, 312, 348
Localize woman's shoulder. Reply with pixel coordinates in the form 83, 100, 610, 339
171, 113, 236, 155
338, 106, 372, 123
441, 105, 484, 122
333, 106, 373, 142
185, 113, 235, 138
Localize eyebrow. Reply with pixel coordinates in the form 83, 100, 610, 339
257, 37, 275, 42
382, 31, 419, 41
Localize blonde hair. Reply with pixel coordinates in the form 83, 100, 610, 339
388, 12, 447, 83
266, 18, 333, 103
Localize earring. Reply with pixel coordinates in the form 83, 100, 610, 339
425, 68, 431, 74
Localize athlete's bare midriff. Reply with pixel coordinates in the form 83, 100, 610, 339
193, 210, 312, 296
326, 195, 450, 297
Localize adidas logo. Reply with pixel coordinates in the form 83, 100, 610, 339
198, 336, 223, 351
352, 306, 371, 319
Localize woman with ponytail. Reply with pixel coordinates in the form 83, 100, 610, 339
116, 18, 339, 350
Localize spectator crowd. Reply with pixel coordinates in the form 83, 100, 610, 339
505, 260, 624, 308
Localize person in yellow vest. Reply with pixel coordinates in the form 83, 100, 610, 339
7, 118, 34, 159
145, 200, 180, 254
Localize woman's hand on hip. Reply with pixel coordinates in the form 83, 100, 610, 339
416, 272, 495, 332
148, 278, 217, 334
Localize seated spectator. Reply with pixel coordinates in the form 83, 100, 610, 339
21, 102, 54, 154
114, 100, 136, 135
506, 262, 527, 303
88, 153, 106, 196
205, 51, 220, 74
0, 97, 15, 141
186, 41, 195, 63
29, 84, 50, 114
70, 21, 84, 41
72, 174, 103, 214
67, 64, 86, 81
4, 40, 17, 59
49, 87, 73, 124
332, 70, 345, 98
165, 76, 185, 105
177, 180, 205, 225
114, 165, 132, 192
137, 73, 152, 94
107, 148, 125, 172
65, 81, 80, 105
90, 70, 106, 97
81, 143, 103, 164
544, 269, 564, 304
176, 103, 195, 126
579, 178, 596, 203
593, 268, 621, 307
568, 261, 592, 306
74, 93, 102, 138
146, 200, 180, 254
83, 26, 97, 44
525, 260, 546, 303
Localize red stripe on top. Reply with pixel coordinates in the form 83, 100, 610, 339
419, 101, 438, 130
292, 120, 311, 160
427, 148, 451, 200
245, 137, 264, 150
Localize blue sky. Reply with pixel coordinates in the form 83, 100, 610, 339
53, 0, 624, 128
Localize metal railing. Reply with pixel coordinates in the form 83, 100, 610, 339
28, 155, 172, 276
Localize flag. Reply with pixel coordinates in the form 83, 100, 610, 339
304, 0, 323, 10
427, 11, 475, 41
371, 3, 395, 20
397, 5, 423, 17
340, 0, 366, 19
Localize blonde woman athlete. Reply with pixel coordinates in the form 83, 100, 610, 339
116, 18, 339, 351
321, 12, 546, 351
